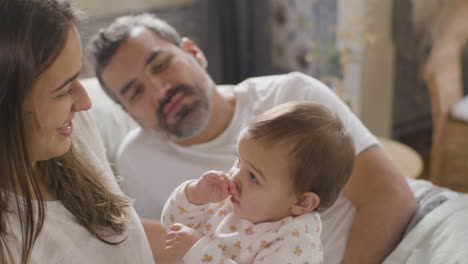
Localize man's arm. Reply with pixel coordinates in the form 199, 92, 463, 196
342, 146, 417, 264
141, 217, 177, 264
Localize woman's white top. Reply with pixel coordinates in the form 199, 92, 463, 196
4, 111, 155, 264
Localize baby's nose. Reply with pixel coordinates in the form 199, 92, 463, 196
228, 178, 239, 196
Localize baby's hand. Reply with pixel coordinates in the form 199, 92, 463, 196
186, 170, 230, 205
164, 223, 204, 261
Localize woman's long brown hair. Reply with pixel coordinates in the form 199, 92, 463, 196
0, 1, 131, 263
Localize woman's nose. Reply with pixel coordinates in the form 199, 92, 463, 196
72, 80, 92, 112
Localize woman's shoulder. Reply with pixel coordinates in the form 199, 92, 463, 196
5, 202, 153, 263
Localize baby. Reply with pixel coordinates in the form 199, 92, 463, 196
161, 101, 355, 263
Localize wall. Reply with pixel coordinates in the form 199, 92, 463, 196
72, 0, 194, 17
392, 0, 432, 152
337, 0, 395, 137
269, 0, 395, 137
72, 0, 199, 78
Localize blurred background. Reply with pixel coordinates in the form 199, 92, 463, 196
74, 0, 468, 191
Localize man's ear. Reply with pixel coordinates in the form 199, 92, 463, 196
180, 37, 208, 68
290, 192, 320, 216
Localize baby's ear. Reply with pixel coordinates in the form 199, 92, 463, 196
290, 192, 320, 216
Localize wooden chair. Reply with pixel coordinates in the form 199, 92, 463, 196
424, 1, 468, 192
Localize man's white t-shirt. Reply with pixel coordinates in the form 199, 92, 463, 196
4, 111, 154, 264
118, 72, 379, 264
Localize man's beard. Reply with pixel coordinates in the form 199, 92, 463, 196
157, 84, 211, 139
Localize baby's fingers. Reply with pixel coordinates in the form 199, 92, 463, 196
164, 243, 177, 254
165, 233, 182, 248
169, 223, 183, 232
202, 170, 222, 179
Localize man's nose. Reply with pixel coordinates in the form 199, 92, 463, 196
142, 74, 171, 102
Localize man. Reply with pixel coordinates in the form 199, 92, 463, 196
88, 13, 416, 264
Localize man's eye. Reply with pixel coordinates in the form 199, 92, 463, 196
130, 85, 143, 101
152, 58, 170, 73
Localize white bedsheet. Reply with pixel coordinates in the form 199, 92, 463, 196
384, 195, 468, 264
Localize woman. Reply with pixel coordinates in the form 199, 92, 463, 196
0, 0, 154, 263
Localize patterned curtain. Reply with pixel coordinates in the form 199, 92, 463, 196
201, 0, 339, 85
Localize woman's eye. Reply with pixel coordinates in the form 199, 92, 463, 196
57, 87, 73, 99
249, 173, 259, 184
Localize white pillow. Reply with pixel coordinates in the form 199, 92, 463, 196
451, 95, 468, 123
80, 78, 138, 168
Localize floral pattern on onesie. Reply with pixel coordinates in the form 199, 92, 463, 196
161, 180, 323, 264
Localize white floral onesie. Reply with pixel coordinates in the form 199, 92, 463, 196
161, 180, 323, 264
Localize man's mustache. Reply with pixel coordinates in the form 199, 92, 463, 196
158, 84, 194, 116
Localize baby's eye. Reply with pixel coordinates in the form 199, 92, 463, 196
235, 157, 240, 167
248, 173, 259, 184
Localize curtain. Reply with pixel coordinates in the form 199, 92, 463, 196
199, 0, 274, 84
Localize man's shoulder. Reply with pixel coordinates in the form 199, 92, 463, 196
231, 72, 330, 108
245, 71, 320, 84
232, 72, 327, 95
239, 71, 314, 82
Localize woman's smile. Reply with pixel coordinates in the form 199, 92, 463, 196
57, 120, 73, 136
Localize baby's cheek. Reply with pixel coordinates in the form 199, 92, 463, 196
247, 201, 262, 213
